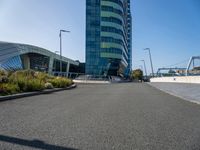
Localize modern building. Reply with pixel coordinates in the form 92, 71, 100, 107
0, 41, 79, 76
86, 0, 132, 77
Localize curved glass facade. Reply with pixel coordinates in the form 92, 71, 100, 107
0, 56, 23, 70
0, 42, 79, 75
86, 0, 132, 77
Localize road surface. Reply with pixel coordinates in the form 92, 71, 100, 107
0, 83, 200, 150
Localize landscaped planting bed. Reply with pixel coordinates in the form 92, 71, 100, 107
0, 70, 73, 96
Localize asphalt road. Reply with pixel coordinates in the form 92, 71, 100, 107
0, 83, 200, 150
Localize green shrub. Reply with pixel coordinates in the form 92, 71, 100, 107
48, 77, 73, 88
0, 69, 73, 95
0, 70, 7, 76
34, 72, 54, 83
10, 70, 35, 79
131, 69, 143, 81
45, 82, 54, 89
0, 70, 9, 83
7, 71, 15, 77
20, 70, 35, 77
0, 83, 20, 96
25, 79, 45, 91
9, 70, 45, 92
0, 76, 9, 83
9, 73, 25, 91
11, 78, 44, 92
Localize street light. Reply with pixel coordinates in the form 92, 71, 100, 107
59, 29, 70, 75
140, 60, 147, 77
144, 48, 154, 77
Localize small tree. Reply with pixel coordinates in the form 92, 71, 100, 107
131, 69, 143, 81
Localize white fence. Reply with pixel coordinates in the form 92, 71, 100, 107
150, 76, 200, 84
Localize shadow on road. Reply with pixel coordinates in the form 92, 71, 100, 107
0, 134, 78, 150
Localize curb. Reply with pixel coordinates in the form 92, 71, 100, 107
0, 84, 77, 102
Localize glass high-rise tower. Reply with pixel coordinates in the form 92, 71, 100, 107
86, 0, 132, 77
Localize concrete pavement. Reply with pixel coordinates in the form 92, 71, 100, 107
149, 82, 200, 104
0, 83, 200, 150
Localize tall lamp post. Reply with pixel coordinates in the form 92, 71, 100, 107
59, 29, 70, 75
144, 48, 154, 77
141, 60, 147, 78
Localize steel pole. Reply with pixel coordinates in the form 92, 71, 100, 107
59, 30, 70, 76
59, 30, 62, 75
148, 49, 154, 76
143, 61, 147, 77
141, 60, 147, 77
144, 48, 154, 77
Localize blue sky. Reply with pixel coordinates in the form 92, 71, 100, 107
0, 0, 199, 74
